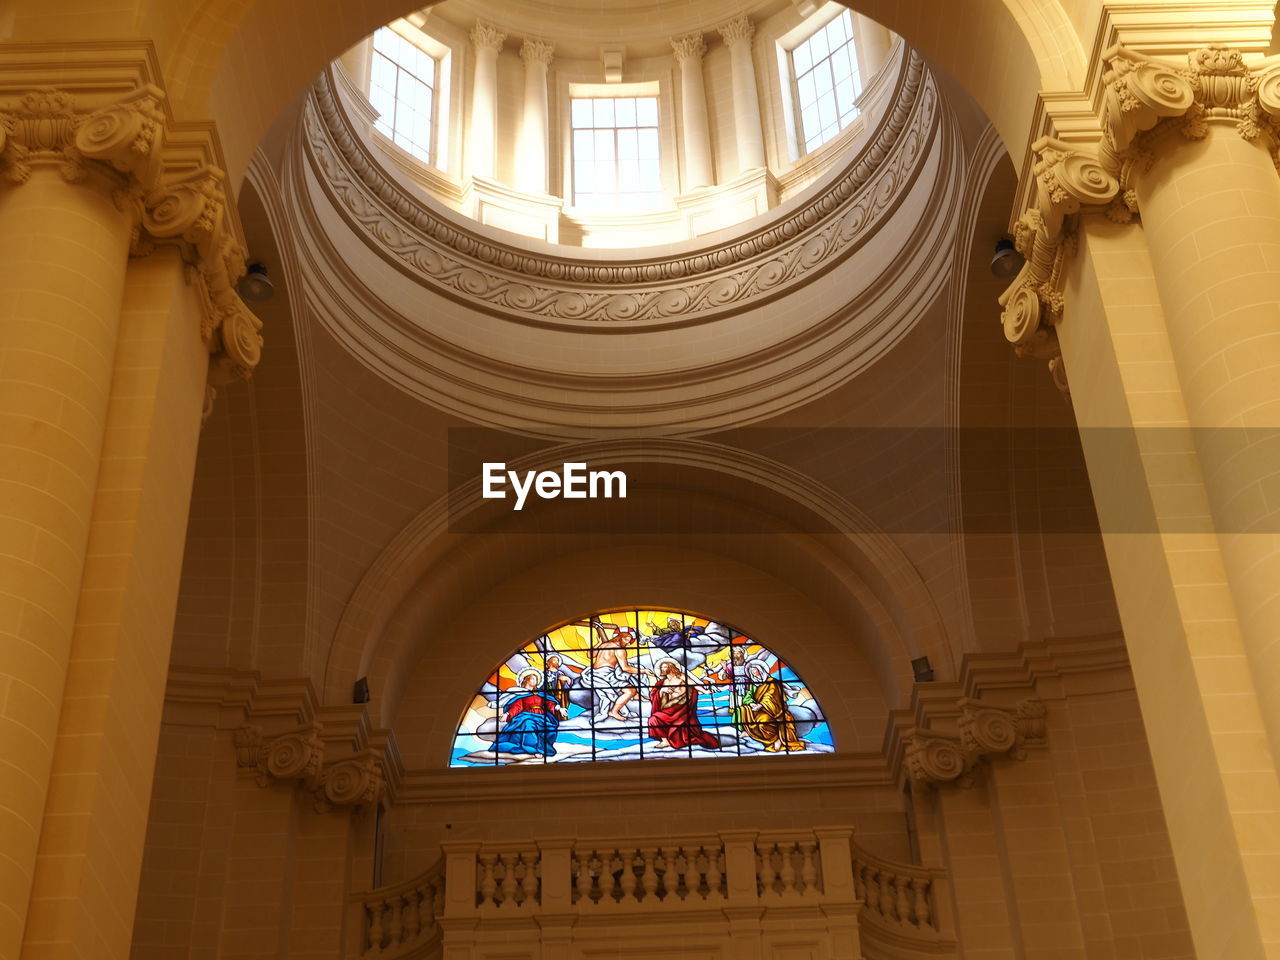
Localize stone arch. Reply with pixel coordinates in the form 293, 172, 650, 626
322, 438, 957, 727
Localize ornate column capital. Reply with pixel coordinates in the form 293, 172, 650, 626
670, 32, 707, 63
718, 16, 755, 46
0, 79, 263, 409
897, 696, 1046, 788
471, 21, 507, 54
520, 38, 554, 68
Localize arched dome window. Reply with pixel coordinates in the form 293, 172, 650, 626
783, 8, 862, 154
369, 26, 440, 164
451, 609, 833, 766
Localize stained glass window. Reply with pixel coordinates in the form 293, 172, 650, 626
450, 609, 833, 766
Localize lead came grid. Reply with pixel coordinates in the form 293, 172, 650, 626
370, 27, 437, 163
570, 98, 664, 210
792, 10, 862, 154
451, 610, 834, 766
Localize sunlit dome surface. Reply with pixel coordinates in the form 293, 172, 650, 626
337, 0, 900, 248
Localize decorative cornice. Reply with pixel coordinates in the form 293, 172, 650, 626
670, 32, 707, 63
0, 80, 263, 414
520, 39, 554, 68
718, 17, 755, 46
302, 51, 937, 330
470, 22, 507, 54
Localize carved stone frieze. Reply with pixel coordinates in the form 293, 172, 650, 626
303, 51, 936, 330
0, 83, 263, 412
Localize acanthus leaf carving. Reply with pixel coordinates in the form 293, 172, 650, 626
670, 32, 707, 63
0, 83, 263, 414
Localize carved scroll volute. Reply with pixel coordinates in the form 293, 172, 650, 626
958, 701, 1019, 756
257, 722, 325, 788
315, 752, 385, 812
74, 85, 166, 188
1099, 45, 1195, 171
903, 730, 971, 787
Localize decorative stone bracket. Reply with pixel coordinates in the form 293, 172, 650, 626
236, 722, 388, 812
1000, 43, 1280, 387
0, 83, 263, 417
901, 698, 1047, 788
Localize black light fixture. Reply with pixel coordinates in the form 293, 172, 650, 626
353, 677, 371, 704
237, 261, 275, 302
911, 656, 935, 683
990, 237, 1023, 279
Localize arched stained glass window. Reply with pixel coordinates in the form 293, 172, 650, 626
450, 609, 833, 766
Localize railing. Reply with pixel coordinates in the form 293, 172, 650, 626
351, 858, 444, 957
347, 828, 952, 959
853, 846, 943, 932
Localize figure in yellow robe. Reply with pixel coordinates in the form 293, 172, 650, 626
734, 662, 807, 752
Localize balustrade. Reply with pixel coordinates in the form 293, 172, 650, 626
347, 827, 951, 958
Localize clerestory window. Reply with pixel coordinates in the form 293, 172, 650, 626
450, 608, 833, 766
789, 9, 862, 154
569, 97, 664, 210
369, 26, 439, 164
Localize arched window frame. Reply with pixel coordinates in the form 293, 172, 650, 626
449, 609, 834, 767
775, 5, 863, 160
367, 22, 453, 171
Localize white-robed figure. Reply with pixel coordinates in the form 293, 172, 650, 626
580, 622, 653, 722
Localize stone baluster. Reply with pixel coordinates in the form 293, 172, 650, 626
478, 852, 498, 907
367, 900, 385, 953
641, 847, 659, 899
758, 843, 777, 895
879, 871, 895, 920
911, 877, 931, 928
619, 848, 638, 901
386, 895, 404, 946
706, 848, 724, 899
895, 876, 912, 923
499, 852, 518, 905
864, 869, 880, 915
778, 841, 798, 894
402, 889, 421, 940
799, 840, 819, 894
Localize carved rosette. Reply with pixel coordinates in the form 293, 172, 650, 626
0, 83, 263, 415
670, 32, 707, 63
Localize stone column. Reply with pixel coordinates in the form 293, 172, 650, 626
0, 73, 262, 960
670, 32, 714, 190
854, 14, 893, 79
517, 39, 554, 194
468, 22, 505, 179
718, 17, 766, 174
997, 42, 1280, 960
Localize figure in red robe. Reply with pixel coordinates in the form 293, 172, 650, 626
647, 659, 721, 750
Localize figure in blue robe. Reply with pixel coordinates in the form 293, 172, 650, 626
492, 685, 563, 757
